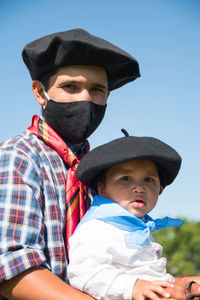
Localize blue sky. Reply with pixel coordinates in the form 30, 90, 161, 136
1, 0, 200, 221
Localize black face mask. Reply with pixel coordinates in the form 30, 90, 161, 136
42, 100, 106, 144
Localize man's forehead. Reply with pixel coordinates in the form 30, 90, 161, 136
56, 65, 107, 76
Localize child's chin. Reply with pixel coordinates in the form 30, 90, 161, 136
129, 209, 145, 218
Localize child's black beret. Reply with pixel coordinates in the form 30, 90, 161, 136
22, 28, 140, 91
76, 135, 182, 190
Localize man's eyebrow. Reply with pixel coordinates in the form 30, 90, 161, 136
58, 80, 79, 85
58, 80, 107, 89
92, 83, 108, 89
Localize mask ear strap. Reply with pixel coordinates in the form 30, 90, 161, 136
40, 82, 50, 108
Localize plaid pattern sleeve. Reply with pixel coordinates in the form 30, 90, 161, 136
0, 130, 68, 283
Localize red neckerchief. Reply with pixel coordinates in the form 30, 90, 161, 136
28, 115, 90, 259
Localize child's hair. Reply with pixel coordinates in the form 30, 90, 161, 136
94, 169, 107, 192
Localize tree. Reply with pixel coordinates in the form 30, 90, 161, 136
152, 218, 200, 276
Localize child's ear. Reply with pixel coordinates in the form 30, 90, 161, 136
97, 182, 105, 196
159, 186, 163, 195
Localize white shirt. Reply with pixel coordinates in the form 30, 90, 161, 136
68, 219, 173, 300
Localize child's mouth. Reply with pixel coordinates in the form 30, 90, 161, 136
133, 198, 146, 207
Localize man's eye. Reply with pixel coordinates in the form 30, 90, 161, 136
120, 176, 131, 182
64, 84, 75, 89
91, 87, 104, 93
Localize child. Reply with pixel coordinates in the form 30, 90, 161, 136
67, 131, 185, 299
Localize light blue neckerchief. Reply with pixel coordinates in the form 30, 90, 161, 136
77, 196, 184, 247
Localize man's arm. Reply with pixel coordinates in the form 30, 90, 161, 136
0, 266, 94, 300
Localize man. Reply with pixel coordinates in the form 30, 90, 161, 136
0, 28, 199, 300
0, 28, 140, 299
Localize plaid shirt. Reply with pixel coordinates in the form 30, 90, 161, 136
0, 129, 69, 285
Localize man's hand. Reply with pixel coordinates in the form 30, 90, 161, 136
158, 277, 200, 300
157, 284, 187, 300
132, 279, 174, 300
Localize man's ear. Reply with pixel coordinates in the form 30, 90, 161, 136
159, 186, 164, 195
32, 80, 47, 107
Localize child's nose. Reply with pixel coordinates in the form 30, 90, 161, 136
132, 182, 145, 193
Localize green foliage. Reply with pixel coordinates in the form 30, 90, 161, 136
152, 218, 200, 276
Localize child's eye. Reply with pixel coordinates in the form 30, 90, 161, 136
120, 176, 132, 182
145, 177, 154, 183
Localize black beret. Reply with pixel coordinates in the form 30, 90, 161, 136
22, 28, 140, 91
76, 135, 182, 190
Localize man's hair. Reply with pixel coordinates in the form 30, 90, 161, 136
39, 69, 58, 91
